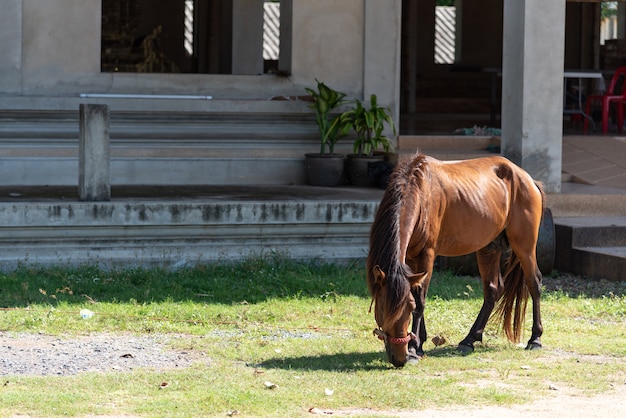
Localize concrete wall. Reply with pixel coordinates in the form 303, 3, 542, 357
21, 0, 101, 94
1, 0, 401, 104
290, 0, 364, 95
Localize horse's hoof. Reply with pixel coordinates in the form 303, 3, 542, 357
525, 341, 542, 350
407, 355, 420, 365
407, 347, 424, 364
457, 343, 474, 355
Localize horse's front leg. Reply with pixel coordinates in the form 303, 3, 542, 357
408, 287, 427, 361
458, 245, 503, 354
406, 252, 435, 362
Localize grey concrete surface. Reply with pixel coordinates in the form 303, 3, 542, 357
0, 134, 624, 275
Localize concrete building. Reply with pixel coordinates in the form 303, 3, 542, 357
0, 0, 619, 193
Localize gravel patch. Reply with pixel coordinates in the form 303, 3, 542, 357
0, 332, 199, 376
544, 272, 626, 297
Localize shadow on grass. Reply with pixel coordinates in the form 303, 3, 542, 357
0, 257, 374, 307
258, 344, 505, 372
259, 351, 390, 372
5, 256, 617, 309
0, 257, 489, 308
424, 341, 526, 359
258, 345, 504, 372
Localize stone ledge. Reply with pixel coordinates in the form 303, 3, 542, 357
0, 198, 380, 269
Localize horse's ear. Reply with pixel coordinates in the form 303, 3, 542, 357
408, 271, 428, 287
373, 265, 386, 286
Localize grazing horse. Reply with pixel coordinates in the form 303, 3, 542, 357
367, 152, 544, 367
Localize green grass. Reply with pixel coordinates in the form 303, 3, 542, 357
0, 257, 625, 417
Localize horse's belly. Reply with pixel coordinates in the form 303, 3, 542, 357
436, 217, 505, 257
437, 246, 487, 257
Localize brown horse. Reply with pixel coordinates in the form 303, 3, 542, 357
367, 152, 544, 367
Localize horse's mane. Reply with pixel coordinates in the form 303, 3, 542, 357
367, 152, 430, 324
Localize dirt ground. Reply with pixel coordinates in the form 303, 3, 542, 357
330, 383, 626, 417
416, 384, 626, 418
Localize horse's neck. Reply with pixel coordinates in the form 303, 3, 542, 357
397, 190, 427, 264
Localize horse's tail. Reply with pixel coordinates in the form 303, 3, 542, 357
494, 251, 530, 343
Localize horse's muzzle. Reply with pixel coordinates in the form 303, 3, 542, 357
374, 328, 417, 367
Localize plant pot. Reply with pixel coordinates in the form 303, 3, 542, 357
346, 154, 384, 187
375, 150, 399, 166
304, 153, 345, 187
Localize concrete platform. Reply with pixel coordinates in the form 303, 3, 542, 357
0, 134, 624, 277
555, 216, 626, 281
0, 185, 383, 270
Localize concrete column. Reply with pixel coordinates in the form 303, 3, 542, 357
79, 104, 111, 202
618, 3, 626, 40
232, 0, 264, 75
278, 0, 293, 75
364, 0, 402, 146
501, 0, 566, 193
0, 0, 22, 94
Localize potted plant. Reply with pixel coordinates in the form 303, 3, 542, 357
303, 80, 352, 187
340, 94, 396, 186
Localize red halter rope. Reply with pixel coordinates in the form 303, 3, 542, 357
373, 328, 416, 345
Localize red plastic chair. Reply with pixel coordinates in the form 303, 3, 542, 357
583, 66, 626, 134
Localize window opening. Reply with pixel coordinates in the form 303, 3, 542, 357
434, 0, 456, 64
263, 1, 280, 61
184, 0, 194, 56
101, 0, 291, 75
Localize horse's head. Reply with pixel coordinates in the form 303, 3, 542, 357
370, 265, 427, 367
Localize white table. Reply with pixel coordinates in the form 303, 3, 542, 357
563, 71, 605, 130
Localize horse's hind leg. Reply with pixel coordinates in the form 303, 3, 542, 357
507, 219, 543, 350
525, 264, 543, 350
458, 241, 504, 354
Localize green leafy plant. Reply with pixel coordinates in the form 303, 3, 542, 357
339, 94, 396, 156
304, 80, 351, 154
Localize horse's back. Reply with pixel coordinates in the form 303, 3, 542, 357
419, 154, 543, 256
431, 155, 542, 204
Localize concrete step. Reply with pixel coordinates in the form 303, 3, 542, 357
398, 135, 499, 151
397, 135, 499, 162
398, 150, 497, 163
0, 185, 383, 269
0, 107, 342, 186
554, 217, 626, 281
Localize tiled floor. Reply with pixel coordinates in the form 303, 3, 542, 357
401, 111, 626, 192
562, 135, 626, 190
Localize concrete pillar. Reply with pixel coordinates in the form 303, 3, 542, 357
232, 0, 264, 75
0, 0, 22, 94
501, 0, 566, 193
618, 3, 626, 40
364, 0, 402, 145
79, 104, 111, 201
278, 0, 293, 75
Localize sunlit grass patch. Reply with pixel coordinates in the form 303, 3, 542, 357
0, 258, 624, 417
